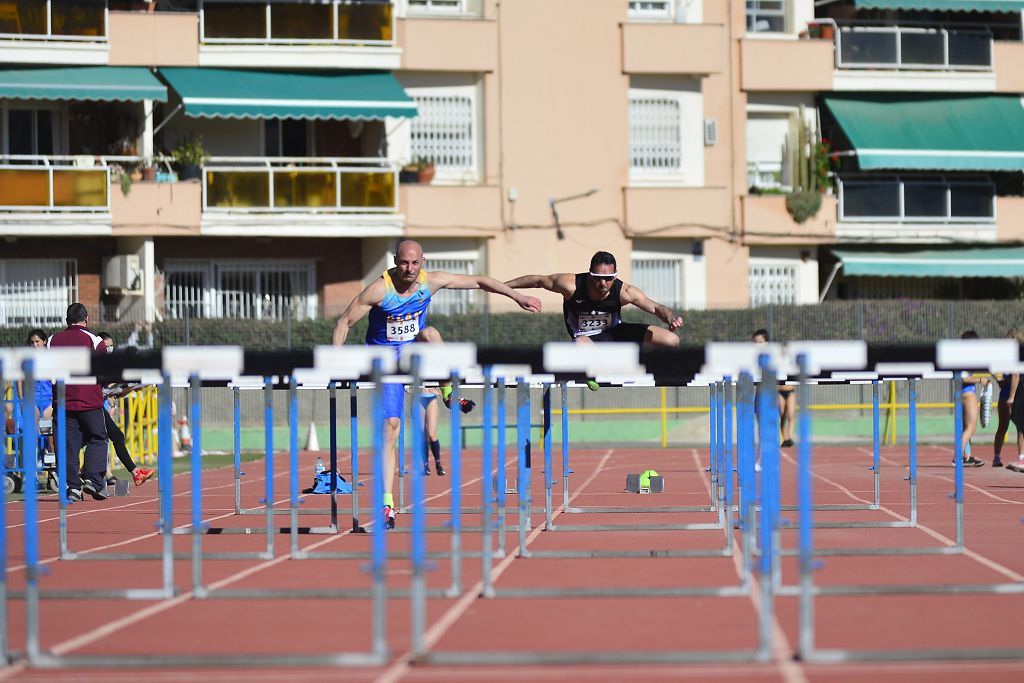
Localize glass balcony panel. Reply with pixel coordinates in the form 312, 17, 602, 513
340, 171, 394, 208
272, 171, 337, 208
338, 1, 393, 42
948, 31, 991, 67
0, 0, 46, 34
903, 182, 947, 218
52, 169, 107, 207
0, 169, 49, 206
950, 184, 994, 218
51, 0, 105, 37
206, 171, 271, 208
203, 2, 266, 40
270, 3, 332, 40
842, 180, 900, 218
840, 29, 897, 65
900, 31, 944, 66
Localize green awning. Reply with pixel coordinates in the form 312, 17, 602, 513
835, 247, 1024, 277
0, 67, 167, 102
854, 1, 1024, 11
159, 68, 417, 120
824, 94, 1024, 171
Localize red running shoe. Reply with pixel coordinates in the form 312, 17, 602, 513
133, 467, 156, 487
382, 505, 396, 530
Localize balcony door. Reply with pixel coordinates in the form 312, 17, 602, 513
1, 104, 64, 157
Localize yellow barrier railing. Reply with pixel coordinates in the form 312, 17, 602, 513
111, 386, 158, 471
554, 384, 956, 448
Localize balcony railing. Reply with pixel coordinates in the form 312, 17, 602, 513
812, 20, 993, 71
202, 157, 398, 213
0, 0, 107, 42
199, 0, 394, 46
838, 176, 995, 223
0, 156, 115, 211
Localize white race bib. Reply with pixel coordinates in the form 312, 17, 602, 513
386, 315, 420, 342
577, 313, 612, 333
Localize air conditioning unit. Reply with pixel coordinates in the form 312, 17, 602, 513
103, 254, 142, 294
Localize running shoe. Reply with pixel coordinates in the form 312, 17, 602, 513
980, 382, 993, 428
382, 505, 396, 530
82, 478, 109, 501
421, 464, 431, 476
132, 467, 156, 487
67, 487, 83, 502
586, 379, 600, 392
781, 439, 794, 448
993, 457, 1004, 468
435, 461, 446, 476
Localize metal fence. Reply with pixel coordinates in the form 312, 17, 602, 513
3, 299, 1024, 349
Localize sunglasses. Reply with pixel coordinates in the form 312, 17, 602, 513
589, 272, 617, 282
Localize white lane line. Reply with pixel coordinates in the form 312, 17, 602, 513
780, 452, 1024, 583
372, 449, 616, 683
690, 449, 808, 683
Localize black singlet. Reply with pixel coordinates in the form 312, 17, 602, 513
563, 272, 623, 338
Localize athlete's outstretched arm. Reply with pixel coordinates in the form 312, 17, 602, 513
504, 273, 575, 297
430, 272, 542, 313
332, 279, 386, 345
620, 283, 684, 331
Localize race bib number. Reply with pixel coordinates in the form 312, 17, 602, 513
578, 313, 612, 333
386, 315, 420, 342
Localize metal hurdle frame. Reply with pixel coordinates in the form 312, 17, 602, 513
18, 346, 391, 668
795, 339, 1024, 663
422, 344, 781, 665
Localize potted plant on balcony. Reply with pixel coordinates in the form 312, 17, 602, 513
785, 108, 835, 224
172, 136, 209, 181
141, 158, 157, 182
415, 157, 436, 184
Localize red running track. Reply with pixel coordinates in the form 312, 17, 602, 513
1, 444, 1023, 682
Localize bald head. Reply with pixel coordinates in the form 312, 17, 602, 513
393, 240, 425, 287
395, 240, 424, 260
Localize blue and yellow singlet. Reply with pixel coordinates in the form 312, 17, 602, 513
365, 269, 432, 347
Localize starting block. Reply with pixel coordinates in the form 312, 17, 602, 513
626, 471, 664, 494
106, 479, 132, 497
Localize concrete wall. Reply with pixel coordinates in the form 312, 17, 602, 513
108, 11, 199, 67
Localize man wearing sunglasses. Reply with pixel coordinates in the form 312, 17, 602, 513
506, 251, 683, 350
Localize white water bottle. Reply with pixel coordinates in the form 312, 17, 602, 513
314, 456, 325, 476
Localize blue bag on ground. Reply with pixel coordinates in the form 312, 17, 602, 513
308, 472, 353, 494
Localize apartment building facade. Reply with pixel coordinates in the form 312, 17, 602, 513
1, 0, 1022, 329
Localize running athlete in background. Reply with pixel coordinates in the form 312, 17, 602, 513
332, 240, 541, 529
958, 330, 987, 467
993, 328, 1024, 468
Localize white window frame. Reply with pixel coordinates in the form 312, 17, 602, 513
629, 77, 704, 187
746, 0, 787, 35
0, 258, 78, 327
163, 259, 317, 321
628, 1, 673, 20
631, 254, 684, 310
406, 83, 481, 184
406, 0, 468, 16
748, 261, 799, 307
748, 248, 817, 306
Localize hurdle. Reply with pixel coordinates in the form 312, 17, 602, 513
15, 347, 392, 668
793, 340, 1024, 663
420, 345, 781, 665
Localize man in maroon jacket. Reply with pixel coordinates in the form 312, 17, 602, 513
47, 303, 108, 501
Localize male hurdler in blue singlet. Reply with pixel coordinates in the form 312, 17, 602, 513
333, 240, 542, 529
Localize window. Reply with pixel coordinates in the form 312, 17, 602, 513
749, 263, 798, 306
746, 0, 786, 34
163, 260, 316, 321
630, 97, 682, 174
838, 176, 995, 223
1, 105, 62, 157
426, 257, 479, 315
0, 259, 77, 326
408, 86, 479, 182
408, 0, 465, 13
628, 1, 673, 20
628, 77, 703, 186
632, 256, 683, 309
747, 113, 791, 190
